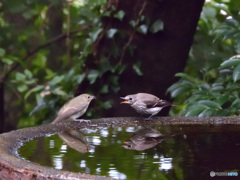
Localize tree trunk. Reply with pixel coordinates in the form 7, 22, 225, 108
46, 3, 65, 70
0, 83, 5, 133
93, 0, 205, 117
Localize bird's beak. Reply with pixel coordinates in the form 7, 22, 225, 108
123, 141, 127, 145
120, 97, 129, 104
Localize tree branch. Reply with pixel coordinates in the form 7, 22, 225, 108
1, 25, 89, 83
119, 0, 147, 63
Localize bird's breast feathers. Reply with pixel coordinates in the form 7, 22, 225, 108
131, 102, 162, 115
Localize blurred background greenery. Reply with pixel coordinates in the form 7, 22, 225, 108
167, 0, 240, 116
1, 0, 240, 132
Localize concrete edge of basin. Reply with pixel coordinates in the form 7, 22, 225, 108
0, 116, 240, 179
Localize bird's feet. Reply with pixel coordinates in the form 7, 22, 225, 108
140, 114, 152, 120
74, 119, 91, 123
141, 116, 152, 120
144, 117, 153, 120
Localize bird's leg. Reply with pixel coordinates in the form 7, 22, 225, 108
153, 102, 158, 107
141, 114, 150, 120
146, 114, 155, 120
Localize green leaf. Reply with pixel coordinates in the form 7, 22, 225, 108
24, 85, 44, 100
140, 15, 145, 22
203, 6, 217, 19
225, 18, 239, 27
217, 95, 229, 106
170, 86, 188, 98
25, 79, 37, 85
198, 109, 213, 117
16, 72, 26, 81
175, 72, 188, 78
100, 100, 112, 109
2, 58, 13, 65
36, 94, 44, 106
231, 99, 240, 108
175, 73, 200, 83
45, 69, 55, 79
17, 84, 28, 92
102, 11, 111, 17
185, 104, 208, 116
107, 28, 118, 38
49, 75, 64, 86
137, 24, 148, 34
100, 84, 109, 94
24, 69, 33, 79
87, 70, 99, 84
75, 74, 85, 84
30, 94, 46, 116
0, 48, 6, 57
220, 59, 240, 68
198, 100, 221, 109
133, 61, 143, 76
167, 80, 191, 92
22, 9, 38, 19
52, 87, 67, 96
150, 19, 164, 33
128, 45, 137, 56
32, 54, 47, 68
233, 64, 240, 82
114, 10, 125, 20
219, 69, 231, 75
129, 20, 136, 28
211, 83, 224, 91
91, 28, 102, 41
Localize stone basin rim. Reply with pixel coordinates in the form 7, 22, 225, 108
0, 116, 240, 180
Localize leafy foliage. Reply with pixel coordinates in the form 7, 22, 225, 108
2, 0, 152, 127
167, 0, 240, 116
1, 0, 111, 127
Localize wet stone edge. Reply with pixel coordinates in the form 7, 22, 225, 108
0, 116, 240, 179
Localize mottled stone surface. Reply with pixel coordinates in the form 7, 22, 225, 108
0, 117, 240, 179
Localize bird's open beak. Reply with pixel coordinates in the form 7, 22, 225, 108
120, 97, 129, 104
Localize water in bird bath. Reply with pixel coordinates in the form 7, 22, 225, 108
18, 124, 240, 179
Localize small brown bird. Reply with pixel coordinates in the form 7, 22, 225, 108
121, 93, 172, 120
52, 93, 95, 124
123, 127, 167, 151
58, 130, 90, 153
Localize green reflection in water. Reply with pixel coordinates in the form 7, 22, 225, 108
18, 125, 240, 179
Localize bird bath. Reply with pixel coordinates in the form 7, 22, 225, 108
0, 117, 240, 179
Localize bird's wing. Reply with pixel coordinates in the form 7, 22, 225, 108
136, 94, 159, 108
52, 105, 84, 124
143, 99, 171, 108
57, 105, 80, 119
155, 99, 172, 107
57, 97, 88, 118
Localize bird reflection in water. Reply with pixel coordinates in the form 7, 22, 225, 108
123, 127, 172, 151
58, 130, 90, 153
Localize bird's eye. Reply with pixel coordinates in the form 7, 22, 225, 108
128, 144, 132, 148
88, 96, 91, 99
129, 97, 132, 100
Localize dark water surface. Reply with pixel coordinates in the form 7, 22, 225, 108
18, 124, 240, 179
